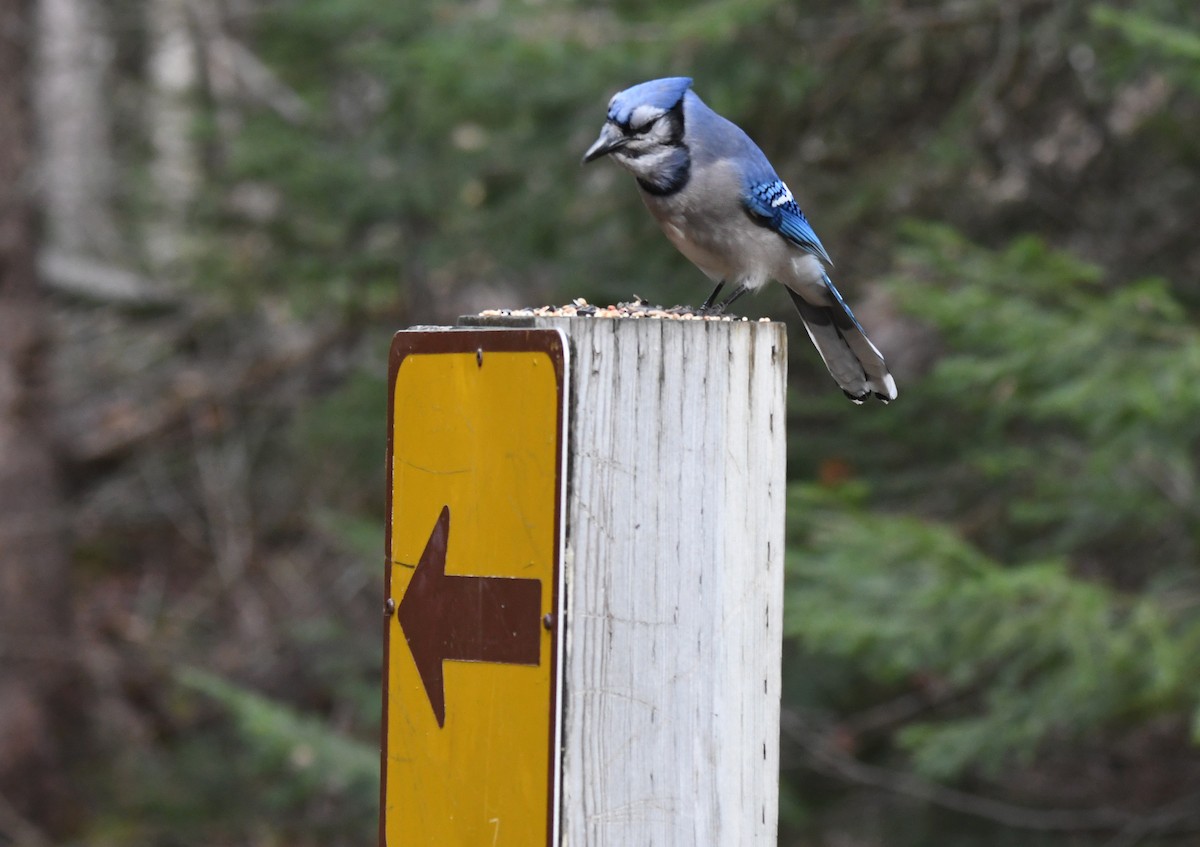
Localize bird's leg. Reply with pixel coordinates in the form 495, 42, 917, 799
712, 281, 751, 315
699, 281, 725, 314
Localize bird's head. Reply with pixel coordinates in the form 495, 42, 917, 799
582, 77, 693, 176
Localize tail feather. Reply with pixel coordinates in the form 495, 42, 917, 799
786, 285, 897, 404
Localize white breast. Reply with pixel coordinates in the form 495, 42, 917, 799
642, 172, 788, 291
641, 158, 786, 290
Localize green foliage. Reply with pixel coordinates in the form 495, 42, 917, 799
784, 225, 1200, 813
177, 666, 377, 787
75, 0, 1200, 843
1092, 5, 1200, 65
970, 231, 1189, 554
1089, 2, 1200, 122
84, 668, 377, 845
786, 484, 1200, 780
203, 0, 681, 312
820, 223, 1200, 568
172, 667, 378, 839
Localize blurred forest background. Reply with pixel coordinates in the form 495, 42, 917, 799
1, 0, 1199, 844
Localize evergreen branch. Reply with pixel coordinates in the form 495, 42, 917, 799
1091, 7, 1200, 63
176, 666, 378, 785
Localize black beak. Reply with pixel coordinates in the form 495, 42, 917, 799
582, 123, 627, 164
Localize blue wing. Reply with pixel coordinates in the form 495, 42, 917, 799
743, 180, 833, 267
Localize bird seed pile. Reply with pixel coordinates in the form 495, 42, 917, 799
477, 297, 772, 321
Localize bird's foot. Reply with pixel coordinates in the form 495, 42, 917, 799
699, 281, 725, 315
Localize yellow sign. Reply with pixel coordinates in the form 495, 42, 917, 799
381, 328, 567, 847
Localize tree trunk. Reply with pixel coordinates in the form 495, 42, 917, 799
145, 0, 199, 275
34, 0, 119, 259
0, 0, 76, 833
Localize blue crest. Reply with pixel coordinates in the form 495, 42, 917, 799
607, 77, 694, 126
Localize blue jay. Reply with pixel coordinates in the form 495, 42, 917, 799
583, 77, 897, 404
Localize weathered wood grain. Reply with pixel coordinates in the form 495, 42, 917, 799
467, 315, 788, 846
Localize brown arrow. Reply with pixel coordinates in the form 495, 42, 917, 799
398, 505, 542, 727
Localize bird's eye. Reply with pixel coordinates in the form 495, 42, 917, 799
630, 117, 657, 136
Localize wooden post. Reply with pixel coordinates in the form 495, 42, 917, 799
463, 315, 788, 845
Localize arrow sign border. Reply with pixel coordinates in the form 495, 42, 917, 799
381, 327, 568, 847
